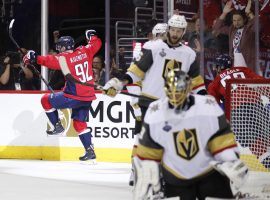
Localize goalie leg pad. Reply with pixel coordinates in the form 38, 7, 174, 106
133, 156, 161, 200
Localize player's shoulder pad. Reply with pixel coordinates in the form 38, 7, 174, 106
180, 42, 196, 58
144, 39, 166, 51
192, 94, 224, 116
144, 98, 166, 124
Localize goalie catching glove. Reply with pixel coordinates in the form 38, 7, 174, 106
102, 77, 124, 97
133, 156, 161, 200
23, 50, 37, 65
210, 160, 249, 196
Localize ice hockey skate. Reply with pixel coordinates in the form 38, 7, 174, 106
46, 121, 65, 136
129, 169, 134, 186
79, 145, 97, 164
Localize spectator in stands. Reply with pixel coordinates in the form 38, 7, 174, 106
184, 15, 217, 53
212, 0, 257, 72
0, 56, 11, 86
110, 47, 127, 80
92, 55, 105, 86
0, 52, 38, 90
48, 31, 65, 90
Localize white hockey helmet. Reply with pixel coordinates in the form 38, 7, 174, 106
168, 15, 187, 29
152, 23, 168, 38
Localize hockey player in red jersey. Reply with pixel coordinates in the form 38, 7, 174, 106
23, 30, 102, 162
207, 54, 263, 108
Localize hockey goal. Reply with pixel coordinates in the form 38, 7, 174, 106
225, 78, 270, 198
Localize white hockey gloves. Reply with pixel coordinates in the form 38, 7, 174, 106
210, 160, 249, 196
133, 156, 161, 200
103, 77, 124, 97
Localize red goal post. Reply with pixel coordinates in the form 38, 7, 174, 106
225, 78, 270, 172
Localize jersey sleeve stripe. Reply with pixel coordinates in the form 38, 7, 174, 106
191, 75, 205, 90
208, 132, 237, 155
128, 63, 145, 79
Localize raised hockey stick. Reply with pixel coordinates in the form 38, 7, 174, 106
8, 19, 55, 94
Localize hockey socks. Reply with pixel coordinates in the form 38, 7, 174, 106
79, 131, 92, 150
45, 109, 59, 126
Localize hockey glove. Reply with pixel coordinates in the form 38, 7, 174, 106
133, 156, 161, 200
85, 29, 96, 41
23, 50, 37, 65
210, 160, 249, 196
103, 77, 124, 97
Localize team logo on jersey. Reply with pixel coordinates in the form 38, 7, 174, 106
159, 49, 166, 57
162, 59, 182, 81
205, 98, 216, 105
149, 103, 159, 113
163, 121, 172, 132
173, 129, 199, 160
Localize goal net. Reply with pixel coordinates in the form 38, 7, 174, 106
224, 78, 270, 198
225, 79, 270, 172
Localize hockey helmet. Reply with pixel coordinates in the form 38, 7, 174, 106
214, 54, 232, 72
164, 69, 192, 108
168, 15, 187, 29
152, 23, 168, 38
56, 36, 75, 52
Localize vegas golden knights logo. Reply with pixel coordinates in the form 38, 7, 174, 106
46, 109, 77, 137
162, 59, 182, 80
173, 129, 199, 160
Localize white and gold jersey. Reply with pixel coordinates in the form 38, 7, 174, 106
136, 95, 237, 184
127, 39, 205, 106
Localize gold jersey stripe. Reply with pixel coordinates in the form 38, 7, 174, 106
208, 133, 237, 154
134, 81, 142, 87
128, 64, 145, 79
163, 162, 214, 180
132, 145, 138, 157
191, 75, 204, 90
136, 144, 163, 160
141, 92, 159, 100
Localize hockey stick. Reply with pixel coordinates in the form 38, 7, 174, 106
8, 19, 55, 94
65, 74, 152, 100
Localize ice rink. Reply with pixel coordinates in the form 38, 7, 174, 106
0, 159, 132, 200
0, 159, 270, 200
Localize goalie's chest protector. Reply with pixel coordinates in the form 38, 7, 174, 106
142, 41, 196, 99
146, 95, 223, 179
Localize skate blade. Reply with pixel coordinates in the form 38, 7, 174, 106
46, 132, 66, 137
80, 159, 97, 165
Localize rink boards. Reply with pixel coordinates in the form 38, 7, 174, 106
0, 91, 135, 162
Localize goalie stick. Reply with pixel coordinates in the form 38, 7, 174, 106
8, 19, 55, 94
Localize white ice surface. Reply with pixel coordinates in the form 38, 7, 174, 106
0, 159, 132, 200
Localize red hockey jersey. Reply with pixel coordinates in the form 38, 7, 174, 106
207, 66, 263, 103
37, 36, 102, 101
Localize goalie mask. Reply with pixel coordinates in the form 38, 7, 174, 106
56, 36, 75, 52
164, 69, 192, 108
